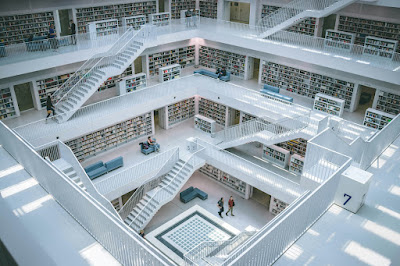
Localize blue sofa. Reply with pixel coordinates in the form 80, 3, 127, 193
180, 186, 208, 203
260, 84, 293, 103
84, 156, 124, 180
139, 141, 160, 155
194, 69, 230, 81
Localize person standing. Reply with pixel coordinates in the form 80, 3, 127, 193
69, 20, 76, 45
185, 9, 192, 28
217, 197, 224, 218
226, 196, 235, 216
46, 95, 56, 123
48, 24, 58, 50
192, 8, 197, 27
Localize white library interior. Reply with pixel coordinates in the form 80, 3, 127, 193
0, 0, 400, 265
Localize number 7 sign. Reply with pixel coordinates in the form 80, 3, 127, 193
343, 194, 352, 205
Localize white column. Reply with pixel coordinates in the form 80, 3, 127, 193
249, 1, 257, 27
54, 11, 61, 38
10, 85, 20, 117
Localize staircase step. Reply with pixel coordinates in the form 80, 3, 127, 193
64, 101, 75, 108
161, 180, 179, 189
115, 60, 126, 66
111, 64, 122, 69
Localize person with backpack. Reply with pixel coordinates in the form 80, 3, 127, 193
226, 196, 235, 216
46, 94, 56, 123
217, 197, 224, 218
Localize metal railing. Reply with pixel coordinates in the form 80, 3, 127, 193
127, 141, 205, 229
0, 121, 172, 265
96, 147, 179, 200
35, 141, 60, 161
184, 231, 256, 265
118, 148, 179, 221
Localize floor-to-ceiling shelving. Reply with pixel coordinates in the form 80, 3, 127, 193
262, 144, 290, 168
122, 15, 147, 30
375, 91, 400, 115
199, 0, 218, 19
170, 0, 196, 19
0, 11, 55, 45
86, 19, 118, 38
276, 138, 308, 157
363, 108, 395, 130
167, 97, 195, 127
198, 97, 227, 126
0, 88, 16, 120
148, 45, 195, 76
199, 46, 246, 78
260, 60, 355, 110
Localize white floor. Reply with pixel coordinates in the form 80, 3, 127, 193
145, 171, 274, 235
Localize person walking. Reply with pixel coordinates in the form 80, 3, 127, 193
226, 196, 235, 216
217, 197, 224, 218
46, 95, 56, 123
69, 20, 76, 45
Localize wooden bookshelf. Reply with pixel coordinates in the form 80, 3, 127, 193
276, 138, 307, 157
194, 114, 216, 134
117, 73, 146, 95
0, 11, 55, 45
375, 91, 400, 115
199, 163, 249, 198
269, 196, 288, 215
261, 60, 355, 110
65, 112, 153, 162
159, 64, 181, 82
122, 15, 146, 30
86, 19, 118, 39
198, 97, 227, 127
168, 97, 195, 127
149, 12, 170, 26
98, 65, 133, 91
148, 45, 195, 76
75, 1, 157, 34
337, 15, 400, 53
199, 0, 218, 19
171, 0, 196, 19
324, 30, 355, 51
263, 144, 290, 168
261, 5, 318, 37
35, 72, 75, 109
362, 36, 398, 59
0, 87, 16, 120
199, 45, 246, 79
363, 108, 395, 130
313, 93, 345, 117
289, 154, 305, 174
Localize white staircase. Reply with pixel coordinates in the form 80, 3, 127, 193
215, 116, 309, 149
258, 0, 357, 38
52, 26, 153, 123
124, 158, 204, 232
53, 158, 87, 192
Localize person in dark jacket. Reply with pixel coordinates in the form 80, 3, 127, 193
46, 95, 55, 122
69, 20, 76, 45
217, 197, 224, 218
217, 67, 227, 78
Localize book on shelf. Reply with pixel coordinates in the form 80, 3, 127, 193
199, 0, 218, 19
363, 108, 395, 130
324, 30, 355, 51
198, 97, 227, 127
194, 114, 216, 134
148, 45, 195, 76
313, 93, 345, 117
375, 90, 400, 115
262, 144, 290, 168
167, 97, 195, 127
0, 88, 16, 120
269, 196, 288, 215
159, 64, 181, 82
289, 154, 305, 174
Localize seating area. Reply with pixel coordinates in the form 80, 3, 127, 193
139, 141, 160, 155
194, 69, 231, 81
260, 84, 293, 103
180, 186, 208, 203
84, 156, 124, 180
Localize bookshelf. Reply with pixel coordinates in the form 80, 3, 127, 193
98, 65, 133, 91
199, 163, 250, 198
148, 45, 195, 76
337, 15, 400, 53
324, 30, 355, 51
375, 91, 400, 115
86, 19, 118, 38
65, 112, 153, 162
269, 196, 288, 215
75, 1, 157, 34
194, 114, 216, 134
260, 60, 355, 110
159, 64, 181, 82
199, 0, 218, 19
262, 144, 290, 168
0, 11, 55, 45
171, 0, 196, 19
276, 138, 307, 157
167, 97, 195, 127
35, 72, 75, 109
362, 36, 398, 59
199, 45, 246, 79
149, 12, 170, 26
363, 108, 395, 130
117, 73, 146, 95
241, 112, 256, 123
313, 93, 345, 117
289, 154, 305, 175
198, 97, 227, 127
261, 5, 318, 37
0, 87, 16, 120
122, 15, 146, 30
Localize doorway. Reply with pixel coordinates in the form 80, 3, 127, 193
253, 58, 260, 82
230, 2, 250, 24
251, 188, 271, 208
14, 82, 34, 112
356, 85, 376, 114
58, 9, 72, 36
134, 56, 143, 74
228, 107, 240, 126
